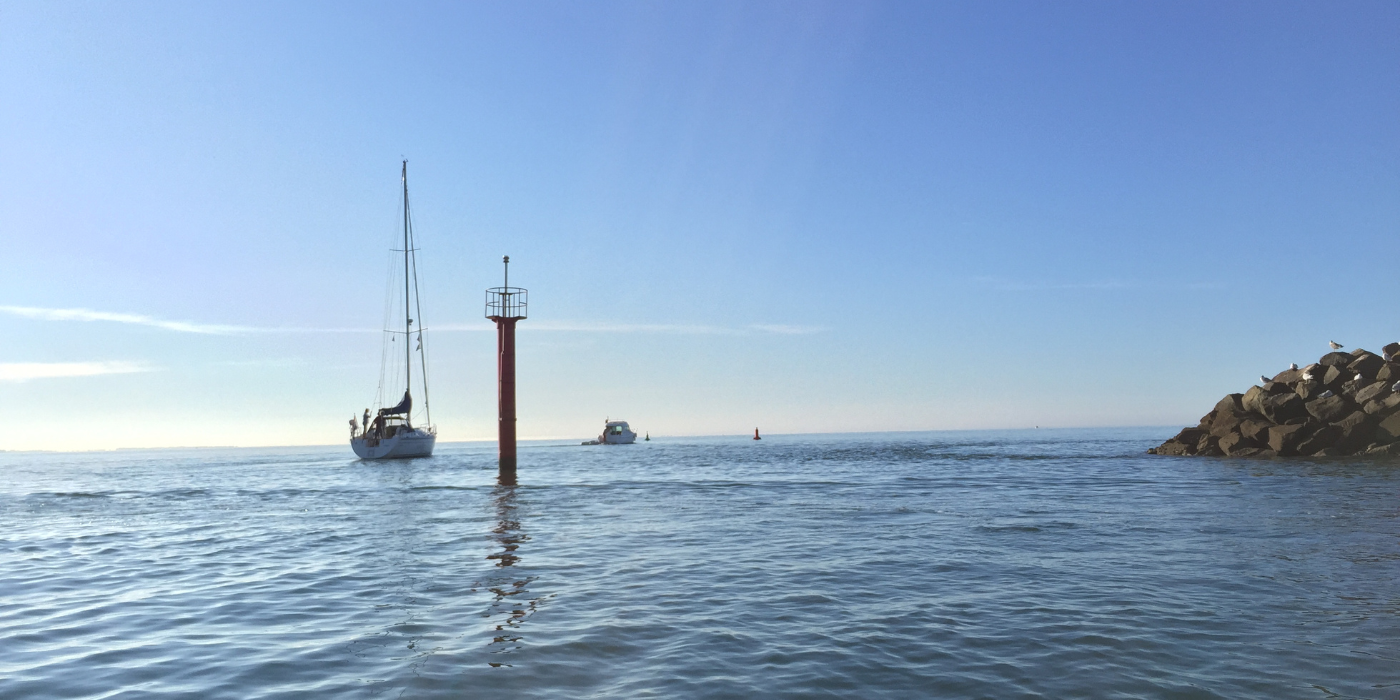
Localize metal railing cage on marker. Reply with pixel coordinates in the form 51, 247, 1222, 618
485, 287, 528, 319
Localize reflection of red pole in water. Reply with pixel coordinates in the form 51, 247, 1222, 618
754, 428, 761, 440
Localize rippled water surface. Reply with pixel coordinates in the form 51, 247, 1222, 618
2, 429, 1399, 698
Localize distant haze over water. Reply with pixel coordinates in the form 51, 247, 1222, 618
2, 429, 1396, 698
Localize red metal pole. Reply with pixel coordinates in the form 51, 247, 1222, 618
497, 317, 518, 481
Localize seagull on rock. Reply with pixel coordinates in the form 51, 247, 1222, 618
1355, 372, 1364, 382
1302, 372, 1314, 381
1330, 341, 1343, 350
1259, 375, 1271, 385
1289, 363, 1299, 371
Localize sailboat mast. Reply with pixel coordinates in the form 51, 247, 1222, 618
402, 160, 412, 412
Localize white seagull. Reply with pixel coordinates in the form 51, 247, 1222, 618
1259, 375, 1270, 385
1289, 363, 1299, 371
1302, 372, 1314, 381
1330, 341, 1343, 350
1355, 372, 1364, 382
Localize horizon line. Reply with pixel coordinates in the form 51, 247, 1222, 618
0, 425, 1178, 454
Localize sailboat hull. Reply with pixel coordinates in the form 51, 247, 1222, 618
351, 431, 436, 459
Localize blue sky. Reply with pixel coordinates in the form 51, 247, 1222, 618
2, 1, 1397, 449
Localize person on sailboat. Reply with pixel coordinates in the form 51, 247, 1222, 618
362, 408, 370, 433
349, 417, 358, 438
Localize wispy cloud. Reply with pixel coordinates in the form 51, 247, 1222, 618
0, 306, 255, 335
970, 277, 1131, 292
1, 305, 825, 337
968, 277, 1221, 292
430, 322, 499, 332
748, 324, 825, 335
528, 321, 739, 334
0, 305, 380, 335
0, 361, 151, 382
490, 321, 825, 335
217, 319, 816, 335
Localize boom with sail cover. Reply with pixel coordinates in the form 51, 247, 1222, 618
380, 390, 412, 417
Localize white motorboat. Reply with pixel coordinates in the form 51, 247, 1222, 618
350, 161, 437, 460
582, 419, 638, 445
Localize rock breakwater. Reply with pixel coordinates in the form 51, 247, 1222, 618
1151, 343, 1400, 458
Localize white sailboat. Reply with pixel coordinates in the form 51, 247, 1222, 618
350, 161, 437, 459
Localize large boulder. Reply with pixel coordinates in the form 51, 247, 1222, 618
1261, 393, 1307, 423
1376, 363, 1400, 383
1267, 423, 1307, 455
1210, 408, 1247, 438
1215, 393, 1244, 414
1335, 410, 1375, 431
1239, 417, 1274, 443
1376, 412, 1400, 444
1319, 351, 1354, 367
1337, 427, 1376, 454
1383, 341, 1400, 359
1366, 443, 1400, 457
1355, 380, 1392, 405
1219, 433, 1261, 456
1271, 368, 1304, 384
1196, 433, 1224, 456
1349, 353, 1386, 380
1153, 440, 1192, 456
1339, 379, 1363, 399
1241, 385, 1268, 414
1306, 394, 1354, 424
1322, 365, 1350, 387
1295, 425, 1340, 455
1335, 412, 1379, 454
1171, 427, 1205, 449
1295, 380, 1325, 401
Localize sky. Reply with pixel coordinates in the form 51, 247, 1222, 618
1, 1, 1397, 450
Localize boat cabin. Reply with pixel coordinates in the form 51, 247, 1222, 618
600, 420, 637, 444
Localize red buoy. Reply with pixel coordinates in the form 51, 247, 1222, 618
753, 428, 761, 440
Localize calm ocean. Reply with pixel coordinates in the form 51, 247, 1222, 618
1, 429, 1397, 699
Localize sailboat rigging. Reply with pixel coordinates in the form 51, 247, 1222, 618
350, 160, 437, 459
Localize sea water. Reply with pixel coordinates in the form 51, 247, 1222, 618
1, 429, 1397, 699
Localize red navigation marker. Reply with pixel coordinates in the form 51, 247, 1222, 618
486, 256, 528, 482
